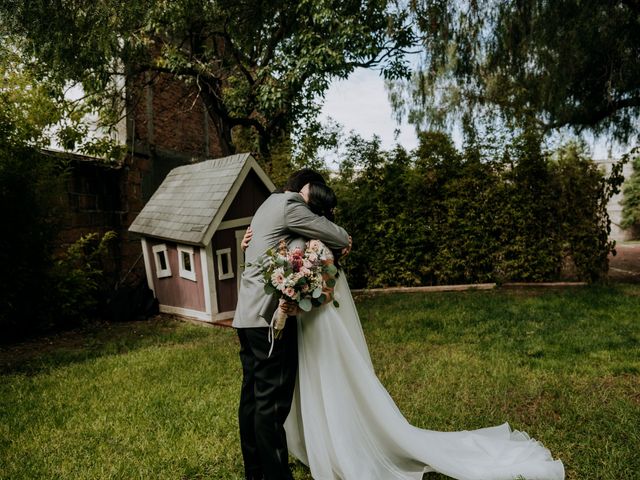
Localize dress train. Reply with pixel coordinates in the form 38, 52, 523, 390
284, 274, 564, 480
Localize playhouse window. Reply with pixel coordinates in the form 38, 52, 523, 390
216, 248, 234, 280
152, 244, 172, 278
178, 245, 197, 281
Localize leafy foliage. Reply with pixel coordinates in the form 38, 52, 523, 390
0, 45, 64, 338
0, 45, 118, 340
392, 0, 640, 143
333, 131, 623, 288
0, 31, 126, 159
0, 142, 64, 338
51, 231, 118, 328
1, 0, 414, 161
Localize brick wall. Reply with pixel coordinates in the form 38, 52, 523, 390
54, 157, 125, 286
59, 73, 226, 286
130, 72, 224, 160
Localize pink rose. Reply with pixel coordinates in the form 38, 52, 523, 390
289, 249, 304, 272
284, 286, 296, 299
300, 267, 311, 276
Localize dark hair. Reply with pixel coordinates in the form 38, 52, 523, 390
306, 182, 342, 268
306, 182, 337, 220
278, 168, 326, 193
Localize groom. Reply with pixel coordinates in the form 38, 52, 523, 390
233, 169, 351, 480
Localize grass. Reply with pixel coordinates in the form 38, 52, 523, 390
1, 284, 639, 479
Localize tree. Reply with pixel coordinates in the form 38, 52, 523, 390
391, 0, 640, 143
0, 37, 65, 336
1, 0, 414, 162
0, 34, 121, 339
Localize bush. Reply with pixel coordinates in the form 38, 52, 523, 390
0, 69, 120, 341
0, 144, 65, 339
51, 231, 118, 328
551, 143, 616, 281
332, 131, 622, 288
0, 142, 117, 341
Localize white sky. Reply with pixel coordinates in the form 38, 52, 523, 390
320, 68, 419, 152
320, 68, 628, 161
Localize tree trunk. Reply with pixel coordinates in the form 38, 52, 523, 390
206, 108, 235, 156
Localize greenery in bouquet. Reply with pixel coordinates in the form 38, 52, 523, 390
254, 239, 339, 338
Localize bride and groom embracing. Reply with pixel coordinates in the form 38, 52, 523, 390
232, 169, 564, 480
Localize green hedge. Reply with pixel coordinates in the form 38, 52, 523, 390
333, 131, 622, 288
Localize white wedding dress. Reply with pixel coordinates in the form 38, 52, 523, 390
283, 273, 565, 480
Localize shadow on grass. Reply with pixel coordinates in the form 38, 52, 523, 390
3, 284, 638, 377
0, 315, 227, 376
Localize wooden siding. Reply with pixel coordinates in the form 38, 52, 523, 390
146, 239, 207, 312
223, 169, 271, 221
212, 228, 244, 312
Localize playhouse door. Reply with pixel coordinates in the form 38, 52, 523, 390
212, 228, 239, 314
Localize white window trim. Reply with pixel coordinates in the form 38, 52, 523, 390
152, 244, 172, 278
216, 248, 234, 280
178, 245, 197, 281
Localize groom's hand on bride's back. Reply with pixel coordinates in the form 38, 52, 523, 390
341, 236, 353, 257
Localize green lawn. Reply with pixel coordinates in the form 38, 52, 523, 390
1, 285, 639, 479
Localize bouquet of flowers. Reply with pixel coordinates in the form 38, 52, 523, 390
254, 239, 339, 339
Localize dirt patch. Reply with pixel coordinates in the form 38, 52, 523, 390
0, 315, 173, 374
0, 327, 96, 370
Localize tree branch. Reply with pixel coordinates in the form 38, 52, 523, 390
217, 20, 256, 87
259, 11, 290, 67
545, 96, 640, 131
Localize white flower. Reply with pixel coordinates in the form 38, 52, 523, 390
271, 268, 285, 286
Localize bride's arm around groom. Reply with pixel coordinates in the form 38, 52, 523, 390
234, 189, 349, 329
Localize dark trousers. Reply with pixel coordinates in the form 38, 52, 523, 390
237, 318, 298, 480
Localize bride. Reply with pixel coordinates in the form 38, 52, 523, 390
243, 182, 564, 480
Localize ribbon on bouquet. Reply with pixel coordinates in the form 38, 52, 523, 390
267, 317, 276, 358
267, 302, 288, 357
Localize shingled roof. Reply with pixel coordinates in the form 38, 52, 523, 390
128, 153, 275, 245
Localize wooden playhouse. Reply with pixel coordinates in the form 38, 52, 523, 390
128, 153, 275, 322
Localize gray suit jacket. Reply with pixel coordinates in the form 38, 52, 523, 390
233, 191, 350, 328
